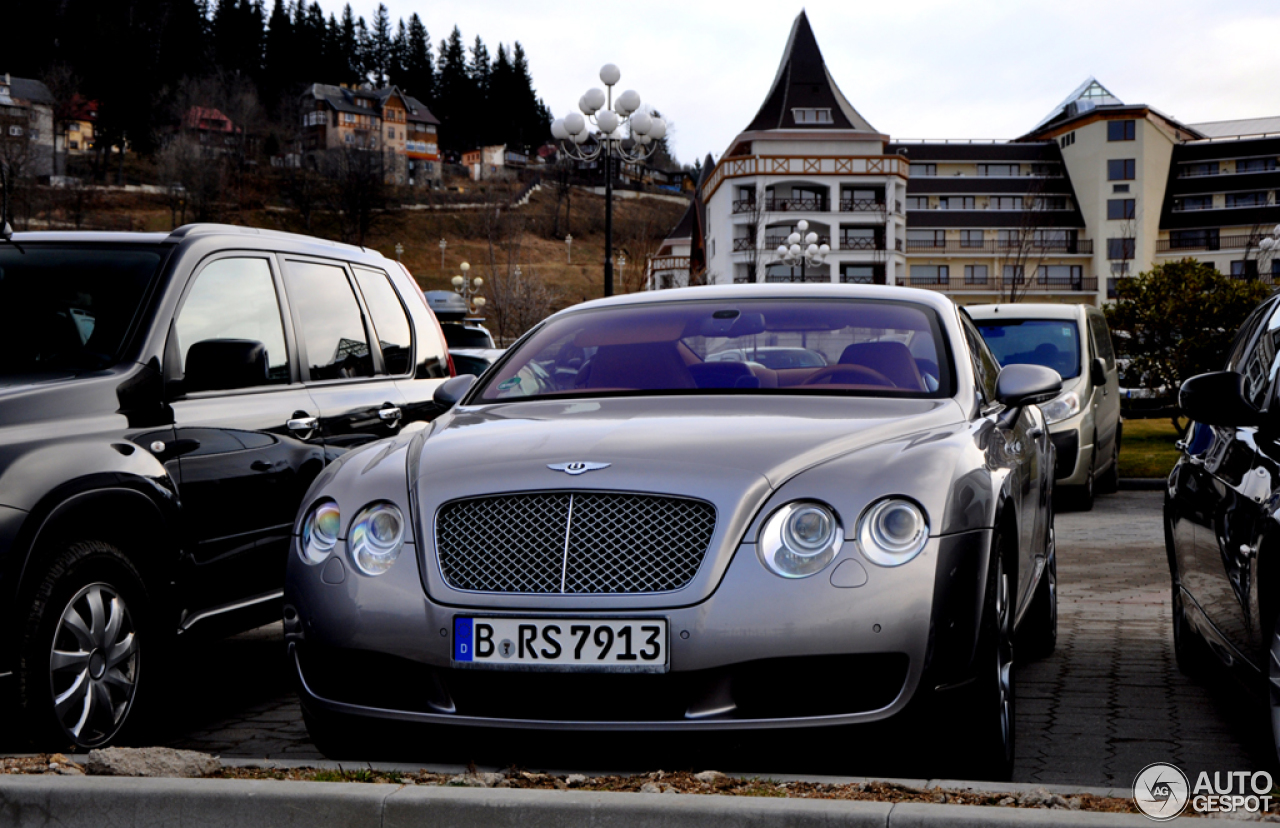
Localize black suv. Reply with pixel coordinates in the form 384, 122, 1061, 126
0, 224, 453, 749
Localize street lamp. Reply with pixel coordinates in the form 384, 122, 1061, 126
451, 262, 487, 315
774, 219, 830, 283
551, 64, 666, 297
565, 234, 573, 264
395, 243, 403, 262
439, 238, 447, 271
617, 252, 627, 287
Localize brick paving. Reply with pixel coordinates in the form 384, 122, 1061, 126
5, 491, 1271, 786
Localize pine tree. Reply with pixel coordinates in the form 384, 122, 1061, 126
469, 36, 492, 144
511, 42, 550, 152
339, 5, 360, 83
436, 26, 473, 151
388, 18, 408, 89
487, 44, 516, 146
262, 0, 294, 109
404, 13, 434, 103
354, 16, 371, 85
369, 4, 393, 87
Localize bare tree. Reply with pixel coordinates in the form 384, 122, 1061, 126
0, 106, 37, 230
42, 63, 81, 179
475, 200, 558, 342
322, 146, 392, 246
997, 175, 1057, 302
156, 133, 223, 224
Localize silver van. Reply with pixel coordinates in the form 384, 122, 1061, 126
968, 303, 1121, 510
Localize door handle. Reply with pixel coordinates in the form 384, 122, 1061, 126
287, 416, 319, 433
378, 406, 402, 422
250, 460, 274, 472
1029, 428, 1044, 439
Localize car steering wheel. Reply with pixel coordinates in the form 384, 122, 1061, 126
800, 364, 896, 387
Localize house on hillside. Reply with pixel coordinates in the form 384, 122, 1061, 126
462, 144, 527, 181
0, 73, 54, 177
60, 94, 97, 155
301, 83, 441, 186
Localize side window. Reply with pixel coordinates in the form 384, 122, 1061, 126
1226, 300, 1273, 373
1087, 313, 1116, 370
174, 257, 289, 388
1241, 302, 1280, 410
961, 314, 1000, 403
353, 267, 414, 376
284, 260, 375, 381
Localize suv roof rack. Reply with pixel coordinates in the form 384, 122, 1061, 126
166, 223, 372, 255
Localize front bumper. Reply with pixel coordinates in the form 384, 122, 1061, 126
286, 529, 992, 731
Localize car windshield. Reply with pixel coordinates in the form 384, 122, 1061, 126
975, 318, 1081, 380
475, 298, 952, 402
0, 245, 166, 376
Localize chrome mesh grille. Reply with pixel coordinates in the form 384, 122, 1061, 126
436, 492, 716, 594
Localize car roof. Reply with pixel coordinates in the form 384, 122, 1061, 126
561, 284, 960, 317
965, 303, 1088, 322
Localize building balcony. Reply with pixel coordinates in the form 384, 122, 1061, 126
905, 239, 1093, 255
904, 276, 1099, 293
839, 198, 884, 212
1156, 234, 1263, 253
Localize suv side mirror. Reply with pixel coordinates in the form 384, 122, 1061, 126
433, 374, 476, 408
1090, 357, 1106, 387
184, 339, 268, 393
1179, 371, 1259, 428
994, 364, 1062, 428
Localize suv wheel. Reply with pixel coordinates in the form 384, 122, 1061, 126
18, 541, 151, 750
1097, 434, 1121, 495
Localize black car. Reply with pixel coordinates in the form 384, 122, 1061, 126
0, 224, 453, 749
1166, 292, 1280, 760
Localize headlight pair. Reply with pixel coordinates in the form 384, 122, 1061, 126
758, 497, 929, 579
299, 500, 406, 576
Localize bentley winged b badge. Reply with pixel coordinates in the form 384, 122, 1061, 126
547, 461, 611, 475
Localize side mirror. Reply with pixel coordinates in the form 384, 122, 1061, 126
1090, 357, 1106, 387
433, 374, 476, 408
995, 363, 1063, 409
183, 339, 268, 393
1179, 371, 1259, 428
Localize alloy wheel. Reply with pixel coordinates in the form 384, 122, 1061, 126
48, 582, 140, 747
995, 558, 1014, 754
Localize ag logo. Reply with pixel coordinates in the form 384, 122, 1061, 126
1133, 762, 1190, 821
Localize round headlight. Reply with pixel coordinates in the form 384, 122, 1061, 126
759, 501, 843, 578
858, 498, 929, 567
300, 500, 341, 564
349, 502, 405, 576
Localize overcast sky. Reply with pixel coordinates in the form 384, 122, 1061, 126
379, 0, 1280, 165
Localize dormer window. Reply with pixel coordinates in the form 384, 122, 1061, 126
791, 108, 832, 125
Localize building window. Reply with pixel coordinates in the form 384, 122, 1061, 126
1179, 162, 1219, 178
1237, 158, 1278, 173
1112, 184, 1130, 193
1038, 265, 1083, 285
1173, 195, 1212, 212
1033, 229, 1075, 248
938, 196, 975, 210
960, 230, 984, 248
69, 123, 80, 132
1107, 198, 1137, 219
992, 196, 1023, 210
791, 108, 832, 124
840, 264, 880, 284
964, 264, 989, 284
1003, 265, 1026, 284
343, 112, 355, 124
1107, 238, 1136, 260
905, 196, 928, 210
8, 125, 24, 137
1169, 229, 1219, 250
1107, 159, 1136, 180
1030, 164, 1061, 177
977, 164, 1019, 176
1231, 260, 1260, 280
997, 230, 1020, 247
910, 265, 948, 285
906, 229, 944, 248
1060, 132, 1075, 148
1111, 262, 1130, 276
387, 128, 394, 139
1029, 196, 1069, 210
1107, 120, 1136, 141
1226, 192, 1269, 208
1107, 277, 1120, 300
909, 163, 936, 177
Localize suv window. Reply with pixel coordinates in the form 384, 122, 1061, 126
1087, 312, 1115, 370
174, 257, 289, 387
284, 260, 375, 381
353, 267, 413, 376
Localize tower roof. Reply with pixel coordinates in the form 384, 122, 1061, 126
743, 11, 877, 134
1031, 77, 1123, 131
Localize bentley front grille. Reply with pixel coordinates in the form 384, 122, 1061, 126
435, 492, 716, 594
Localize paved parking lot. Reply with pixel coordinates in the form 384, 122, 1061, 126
6, 491, 1273, 786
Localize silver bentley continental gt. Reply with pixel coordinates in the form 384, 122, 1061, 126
284, 284, 1061, 780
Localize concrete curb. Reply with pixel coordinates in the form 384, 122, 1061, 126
1117, 478, 1165, 491
0, 775, 1161, 827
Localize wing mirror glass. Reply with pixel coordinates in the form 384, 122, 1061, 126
433, 374, 476, 408
1179, 371, 1259, 428
1090, 357, 1106, 387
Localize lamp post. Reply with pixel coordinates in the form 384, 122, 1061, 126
395, 243, 403, 262
551, 64, 666, 298
565, 234, 573, 264
616, 252, 627, 288
438, 238, 447, 271
774, 219, 830, 283
451, 262, 487, 316
1257, 224, 1280, 283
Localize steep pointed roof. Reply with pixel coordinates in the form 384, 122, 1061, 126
744, 11, 877, 134
1031, 77, 1123, 131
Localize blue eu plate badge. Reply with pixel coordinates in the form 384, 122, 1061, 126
454, 617, 473, 661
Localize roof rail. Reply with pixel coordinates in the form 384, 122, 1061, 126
166, 223, 370, 254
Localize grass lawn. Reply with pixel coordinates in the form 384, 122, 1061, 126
1119, 417, 1181, 478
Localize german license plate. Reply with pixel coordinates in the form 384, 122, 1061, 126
453, 617, 668, 672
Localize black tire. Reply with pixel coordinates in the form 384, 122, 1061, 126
1267, 611, 1280, 765
936, 537, 1016, 781
1068, 450, 1096, 512
17, 540, 153, 751
1172, 583, 1209, 678
1097, 431, 1121, 495
1020, 526, 1058, 660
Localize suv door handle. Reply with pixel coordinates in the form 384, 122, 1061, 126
378, 405, 402, 422
287, 416, 319, 433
